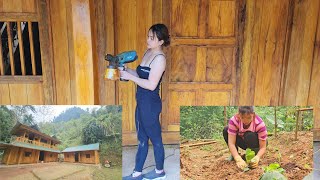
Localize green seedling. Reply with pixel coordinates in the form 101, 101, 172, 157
245, 148, 256, 164
263, 163, 285, 174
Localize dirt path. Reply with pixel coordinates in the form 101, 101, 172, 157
0, 163, 121, 180
180, 131, 313, 180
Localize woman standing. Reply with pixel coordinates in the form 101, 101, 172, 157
122, 24, 170, 180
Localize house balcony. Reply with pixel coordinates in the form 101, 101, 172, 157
11, 136, 59, 150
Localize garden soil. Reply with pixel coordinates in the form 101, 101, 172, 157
180, 131, 313, 180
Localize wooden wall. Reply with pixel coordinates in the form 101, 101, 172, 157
0, 0, 54, 104
63, 152, 75, 163
44, 151, 58, 162
78, 150, 99, 164
63, 151, 99, 164
50, 0, 96, 104
2, 147, 58, 165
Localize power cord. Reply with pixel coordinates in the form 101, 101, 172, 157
142, 146, 179, 170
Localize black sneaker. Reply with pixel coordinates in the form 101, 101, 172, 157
143, 169, 166, 180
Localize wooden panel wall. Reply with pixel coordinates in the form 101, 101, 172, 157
308, 3, 320, 105
49, 0, 96, 104
0, 83, 44, 104
239, 0, 292, 105
0, 0, 37, 13
79, 150, 98, 164
44, 152, 58, 162
0, 0, 54, 104
63, 152, 75, 163
282, 0, 320, 105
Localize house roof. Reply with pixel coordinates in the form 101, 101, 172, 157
10, 122, 60, 144
0, 141, 60, 153
62, 143, 99, 152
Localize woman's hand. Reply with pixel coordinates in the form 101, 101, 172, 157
234, 155, 247, 170
249, 155, 260, 168
120, 70, 132, 80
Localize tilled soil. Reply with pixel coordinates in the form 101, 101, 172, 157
180, 131, 313, 180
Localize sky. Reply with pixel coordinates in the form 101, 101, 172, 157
7, 105, 104, 123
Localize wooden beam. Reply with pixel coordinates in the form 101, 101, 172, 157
28, 21, 36, 75
0, 29, 4, 75
295, 110, 300, 141
17, 147, 23, 164
180, 141, 216, 148
17, 21, 26, 75
0, 13, 38, 21
6, 22, 15, 75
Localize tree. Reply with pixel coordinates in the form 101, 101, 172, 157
0, 106, 15, 142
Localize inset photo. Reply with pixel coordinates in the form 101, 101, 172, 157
0, 105, 122, 180
180, 106, 313, 180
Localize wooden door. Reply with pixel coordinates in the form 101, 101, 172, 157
161, 0, 240, 131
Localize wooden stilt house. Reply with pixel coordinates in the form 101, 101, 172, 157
62, 143, 100, 164
0, 122, 60, 165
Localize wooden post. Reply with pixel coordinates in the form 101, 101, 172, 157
295, 110, 300, 141
6, 147, 12, 165
17, 21, 26, 75
274, 107, 277, 137
17, 147, 23, 165
0, 29, 4, 75
6, 22, 15, 75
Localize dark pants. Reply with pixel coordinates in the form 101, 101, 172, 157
134, 94, 164, 172
223, 127, 260, 154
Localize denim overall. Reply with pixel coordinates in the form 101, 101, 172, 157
134, 54, 165, 172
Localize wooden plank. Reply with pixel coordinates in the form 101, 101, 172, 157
122, 131, 180, 146
0, 75, 42, 83
0, 0, 3, 12
206, 47, 234, 83
198, 0, 208, 38
239, 0, 264, 105
0, 84, 10, 104
253, 0, 290, 105
22, 0, 36, 13
168, 91, 196, 124
168, 83, 233, 90
173, 0, 199, 37
3, 0, 22, 13
171, 37, 236, 46
207, 0, 236, 37
27, 83, 44, 104
28, 21, 36, 75
0, 13, 38, 21
6, 22, 15, 75
104, 0, 116, 104
116, 0, 137, 133
69, 0, 95, 104
152, 0, 162, 24
194, 47, 206, 82
199, 90, 231, 106
89, 0, 99, 104
282, 0, 320, 105
17, 21, 26, 75
9, 84, 28, 104
0, 28, 4, 75
308, 3, 320, 105
50, 0, 71, 104
170, 46, 197, 82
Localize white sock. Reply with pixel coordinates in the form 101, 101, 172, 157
155, 168, 164, 174
132, 171, 142, 177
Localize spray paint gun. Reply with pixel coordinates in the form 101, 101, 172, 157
104, 51, 138, 81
